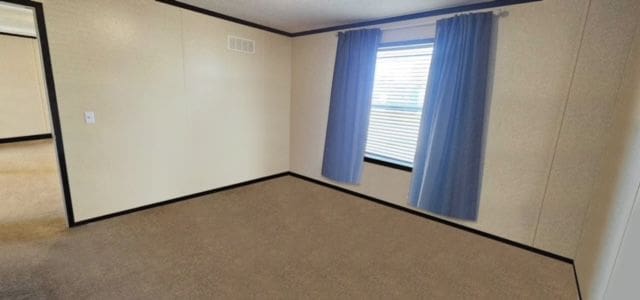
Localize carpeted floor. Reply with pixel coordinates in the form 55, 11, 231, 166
0, 175, 578, 299
0, 139, 67, 243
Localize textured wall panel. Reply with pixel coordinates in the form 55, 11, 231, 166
0, 36, 50, 138
41, 0, 291, 221
534, 0, 640, 258
290, 0, 589, 248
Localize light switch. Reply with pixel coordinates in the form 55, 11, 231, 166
84, 111, 96, 124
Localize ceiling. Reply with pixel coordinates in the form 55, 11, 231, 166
0, 2, 36, 36
180, 0, 494, 33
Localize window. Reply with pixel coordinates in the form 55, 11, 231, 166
365, 41, 434, 169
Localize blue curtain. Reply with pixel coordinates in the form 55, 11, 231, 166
322, 29, 381, 184
409, 13, 494, 221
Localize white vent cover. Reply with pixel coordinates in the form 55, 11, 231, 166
227, 36, 255, 54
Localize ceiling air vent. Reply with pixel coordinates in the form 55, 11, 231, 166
227, 35, 255, 54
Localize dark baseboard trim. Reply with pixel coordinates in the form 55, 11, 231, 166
288, 172, 583, 297
71, 172, 289, 227
0, 133, 52, 145
287, 171, 573, 264
66, 169, 581, 296
70, 170, 573, 265
0, 31, 36, 39
573, 264, 583, 300
155, 0, 292, 37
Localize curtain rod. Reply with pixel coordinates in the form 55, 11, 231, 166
336, 9, 508, 35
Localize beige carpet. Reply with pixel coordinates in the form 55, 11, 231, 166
0, 140, 66, 242
0, 175, 578, 299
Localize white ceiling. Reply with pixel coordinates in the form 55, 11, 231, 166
180, 0, 493, 33
0, 2, 36, 36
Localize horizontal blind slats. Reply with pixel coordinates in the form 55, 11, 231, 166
366, 44, 433, 167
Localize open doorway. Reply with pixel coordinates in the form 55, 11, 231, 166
0, 0, 71, 239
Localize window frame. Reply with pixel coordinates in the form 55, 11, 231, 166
364, 38, 435, 173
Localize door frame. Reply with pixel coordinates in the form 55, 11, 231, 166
2, 0, 75, 226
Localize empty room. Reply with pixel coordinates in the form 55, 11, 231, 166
1, 0, 639, 298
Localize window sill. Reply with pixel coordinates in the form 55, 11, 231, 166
364, 156, 412, 172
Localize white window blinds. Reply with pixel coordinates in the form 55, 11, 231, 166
365, 43, 433, 167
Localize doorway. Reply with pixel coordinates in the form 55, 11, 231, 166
0, 0, 71, 239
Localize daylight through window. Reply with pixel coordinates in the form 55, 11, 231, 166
365, 42, 434, 168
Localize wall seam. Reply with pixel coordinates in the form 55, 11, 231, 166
573, 10, 640, 259
530, 0, 592, 247
288, 37, 297, 172
574, 12, 640, 256
287, 37, 294, 171
600, 15, 640, 297
179, 10, 187, 91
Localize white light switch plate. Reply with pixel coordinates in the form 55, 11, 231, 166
84, 111, 95, 124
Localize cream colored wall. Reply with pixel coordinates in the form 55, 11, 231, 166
41, 0, 291, 221
605, 191, 640, 299
534, 0, 640, 258
290, 0, 640, 258
0, 35, 51, 138
575, 22, 640, 300
36, 0, 639, 271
